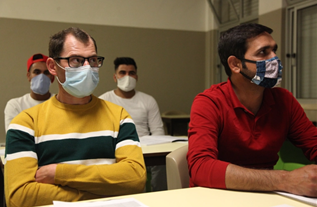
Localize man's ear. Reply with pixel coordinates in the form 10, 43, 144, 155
113, 74, 117, 83
47, 58, 57, 76
228, 56, 242, 74
26, 72, 31, 82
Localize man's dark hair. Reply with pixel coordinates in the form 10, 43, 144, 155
114, 57, 137, 71
218, 23, 273, 77
48, 27, 97, 58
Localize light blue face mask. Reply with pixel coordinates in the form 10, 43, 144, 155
30, 73, 51, 95
55, 62, 99, 98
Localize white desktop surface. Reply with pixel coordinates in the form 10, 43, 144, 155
141, 142, 187, 154
39, 187, 312, 207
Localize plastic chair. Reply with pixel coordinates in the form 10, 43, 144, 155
166, 145, 189, 190
274, 140, 315, 171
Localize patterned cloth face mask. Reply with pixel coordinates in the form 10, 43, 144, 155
241, 56, 283, 88
55, 62, 99, 98
30, 73, 51, 95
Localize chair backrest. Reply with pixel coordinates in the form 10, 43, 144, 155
274, 140, 315, 171
166, 145, 189, 190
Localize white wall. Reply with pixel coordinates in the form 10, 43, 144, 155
0, 0, 212, 31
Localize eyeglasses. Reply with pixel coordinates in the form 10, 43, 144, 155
54, 56, 105, 68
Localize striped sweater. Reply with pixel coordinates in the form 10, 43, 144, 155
5, 95, 146, 207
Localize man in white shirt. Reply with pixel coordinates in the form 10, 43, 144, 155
4, 53, 55, 132
99, 57, 166, 191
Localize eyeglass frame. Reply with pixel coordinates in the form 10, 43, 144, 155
54, 56, 105, 68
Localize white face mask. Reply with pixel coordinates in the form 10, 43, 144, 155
116, 75, 136, 92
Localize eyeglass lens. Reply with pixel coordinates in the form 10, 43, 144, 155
69, 56, 103, 68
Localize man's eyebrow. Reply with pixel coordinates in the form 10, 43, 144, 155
255, 44, 278, 53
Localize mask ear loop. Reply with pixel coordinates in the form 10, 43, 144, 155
55, 61, 66, 71
241, 58, 257, 64
54, 61, 67, 85
239, 59, 255, 81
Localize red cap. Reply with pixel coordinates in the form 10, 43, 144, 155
27, 53, 48, 72
27, 53, 54, 82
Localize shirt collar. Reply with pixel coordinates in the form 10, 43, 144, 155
226, 78, 245, 109
226, 78, 276, 114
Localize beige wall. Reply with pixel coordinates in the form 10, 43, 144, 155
205, 29, 219, 87
0, 0, 211, 31
0, 18, 206, 143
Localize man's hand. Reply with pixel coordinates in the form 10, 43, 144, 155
282, 164, 317, 197
35, 164, 57, 184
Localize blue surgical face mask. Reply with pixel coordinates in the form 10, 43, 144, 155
30, 73, 51, 95
240, 56, 283, 88
55, 62, 99, 98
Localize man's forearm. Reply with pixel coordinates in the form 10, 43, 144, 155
225, 163, 317, 197
5, 159, 98, 207
55, 161, 146, 196
225, 164, 286, 191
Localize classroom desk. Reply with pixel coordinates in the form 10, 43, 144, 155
161, 114, 190, 136
39, 187, 313, 207
141, 142, 188, 166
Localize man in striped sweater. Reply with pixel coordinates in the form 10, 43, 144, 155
5, 27, 146, 207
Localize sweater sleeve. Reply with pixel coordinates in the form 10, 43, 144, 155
187, 94, 229, 189
146, 96, 165, 135
5, 113, 100, 207
54, 110, 147, 196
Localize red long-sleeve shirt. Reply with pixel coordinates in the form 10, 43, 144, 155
187, 79, 317, 189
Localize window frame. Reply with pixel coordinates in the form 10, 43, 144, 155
285, 0, 317, 106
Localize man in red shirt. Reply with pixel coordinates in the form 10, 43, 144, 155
187, 23, 317, 197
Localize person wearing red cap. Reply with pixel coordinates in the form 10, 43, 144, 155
4, 27, 145, 207
4, 53, 54, 132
